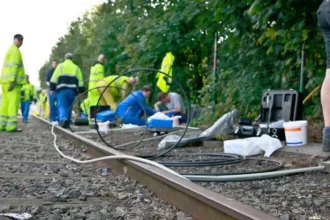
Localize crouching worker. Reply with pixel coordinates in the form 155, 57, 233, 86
38, 90, 48, 118
80, 98, 90, 117
154, 92, 186, 124
116, 85, 155, 126
50, 53, 85, 128
97, 75, 136, 111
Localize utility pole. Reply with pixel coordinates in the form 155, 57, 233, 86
212, 32, 218, 117
299, 44, 305, 93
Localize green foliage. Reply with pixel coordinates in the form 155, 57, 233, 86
39, 0, 326, 122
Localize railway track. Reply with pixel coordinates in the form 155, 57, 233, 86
0, 118, 195, 220
29, 116, 276, 220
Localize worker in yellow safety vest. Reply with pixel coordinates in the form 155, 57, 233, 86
38, 90, 48, 118
0, 34, 26, 132
20, 75, 37, 123
80, 98, 90, 116
87, 54, 105, 121
96, 75, 136, 111
50, 53, 85, 128
156, 52, 175, 92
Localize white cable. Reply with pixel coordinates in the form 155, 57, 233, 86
51, 124, 188, 180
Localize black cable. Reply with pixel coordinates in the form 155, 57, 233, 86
94, 68, 190, 159
177, 158, 283, 175
155, 153, 245, 167
68, 85, 148, 150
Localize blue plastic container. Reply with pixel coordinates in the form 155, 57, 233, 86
96, 110, 116, 122
147, 119, 173, 128
80, 113, 88, 118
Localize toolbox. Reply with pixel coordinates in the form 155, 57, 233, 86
96, 110, 117, 122
147, 119, 173, 128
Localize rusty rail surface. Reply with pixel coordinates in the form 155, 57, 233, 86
34, 116, 276, 220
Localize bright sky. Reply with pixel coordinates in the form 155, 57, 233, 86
0, 0, 106, 89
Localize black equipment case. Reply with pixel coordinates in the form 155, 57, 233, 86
233, 89, 303, 140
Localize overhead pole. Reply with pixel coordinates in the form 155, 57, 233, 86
212, 32, 218, 118
299, 44, 305, 93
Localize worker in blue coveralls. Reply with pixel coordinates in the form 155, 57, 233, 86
46, 60, 58, 123
50, 53, 85, 128
116, 85, 155, 126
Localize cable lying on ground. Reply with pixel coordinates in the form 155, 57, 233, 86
51, 124, 188, 180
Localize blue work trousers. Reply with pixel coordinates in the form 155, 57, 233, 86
57, 89, 76, 126
48, 89, 58, 122
20, 100, 31, 121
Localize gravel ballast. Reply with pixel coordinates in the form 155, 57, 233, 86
76, 125, 330, 219
0, 119, 193, 220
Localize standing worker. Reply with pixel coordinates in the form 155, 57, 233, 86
50, 53, 85, 128
97, 75, 136, 111
46, 60, 58, 123
20, 75, 37, 123
116, 85, 155, 126
87, 54, 105, 120
38, 90, 48, 118
156, 52, 175, 92
318, 1, 330, 152
0, 34, 26, 132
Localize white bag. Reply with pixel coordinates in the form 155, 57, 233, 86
224, 135, 282, 157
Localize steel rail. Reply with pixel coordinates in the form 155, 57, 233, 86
34, 116, 277, 220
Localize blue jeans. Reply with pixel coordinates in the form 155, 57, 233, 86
20, 100, 31, 121
48, 89, 58, 122
57, 89, 76, 126
318, 1, 330, 68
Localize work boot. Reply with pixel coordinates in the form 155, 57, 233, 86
7, 128, 22, 132
322, 127, 330, 152
60, 120, 69, 129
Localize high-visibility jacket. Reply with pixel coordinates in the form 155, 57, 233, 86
88, 62, 104, 90
38, 93, 47, 106
50, 59, 85, 93
102, 75, 129, 98
21, 83, 37, 102
156, 52, 175, 92
0, 44, 26, 85
80, 98, 90, 114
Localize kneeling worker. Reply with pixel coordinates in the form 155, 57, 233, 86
154, 92, 186, 123
80, 98, 90, 117
116, 85, 155, 126
97, 75, 136, 111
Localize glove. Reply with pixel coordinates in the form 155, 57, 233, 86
8, 82, 16, 91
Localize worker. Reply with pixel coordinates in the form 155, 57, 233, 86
318, 1, 330, 152
116, 85, 155, 126
50, 53, 85, 128
87, 54, 105, 121
0, 34, 26, 132
156, 52, 175, 92
80, 98, 90, 116
154, 92, 186, 123
46, 60, 58, 123
20, 75, 37, 123
38, 90, 48, 118
97, 75, 137, 111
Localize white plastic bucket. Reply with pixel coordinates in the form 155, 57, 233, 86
98, 121, 109, 133
283, 120, 308, 146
